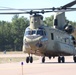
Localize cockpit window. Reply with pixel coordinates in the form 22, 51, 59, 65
25, 31, 31, 35
37, 30, 44, 35
25, 28, 46, 36
31, 30, 36, 35
25, 30, 36, 35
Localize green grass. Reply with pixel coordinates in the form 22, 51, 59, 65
0, 57, 26, 63
0, 51, 39, 63
0, 51, 24, 54
0, 57, 38, 64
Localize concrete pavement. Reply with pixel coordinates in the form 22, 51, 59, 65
0, 54, 76, 75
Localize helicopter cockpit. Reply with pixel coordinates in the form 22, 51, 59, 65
25, 27, 46, 36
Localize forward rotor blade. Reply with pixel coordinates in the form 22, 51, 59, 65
0, 12, 28, 14
0, 8, 76, 15
0, 1, 76, 14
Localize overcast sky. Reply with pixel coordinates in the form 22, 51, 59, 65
0, 0, 76, 22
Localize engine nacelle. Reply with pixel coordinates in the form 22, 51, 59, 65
64, 25, 74, 34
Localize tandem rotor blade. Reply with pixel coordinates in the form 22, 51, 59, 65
0, 1, 76, 14
61, 0, 76, 9
0, 8, 76, 15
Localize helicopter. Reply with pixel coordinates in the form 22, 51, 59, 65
22, 0, 76, 63
0, 0, 76, 63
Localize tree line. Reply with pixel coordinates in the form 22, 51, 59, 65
0, 15, 76, 51
0, 15, 29, 51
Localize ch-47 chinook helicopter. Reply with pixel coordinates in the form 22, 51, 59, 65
0, 0, 76, 63
22, 0, 76, 63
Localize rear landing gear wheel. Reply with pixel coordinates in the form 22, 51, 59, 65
58, 56, 65, 63
73, 56, 76, 63
62, 56, 65, 63
58, 56, 61, 63
42, 57, 45, 63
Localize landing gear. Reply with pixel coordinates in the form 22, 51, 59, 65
73, 56, 76, 63
42, 57, 45, 63
26, 56, 33, 63
26, 56, 29, 63
49, 56, 51, 59
58, 56, 61, 63
58, 56, 65, 63
30, 56, 33, 63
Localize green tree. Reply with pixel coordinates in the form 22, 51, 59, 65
11, 15, 29, 51
44, 15, 54, 26
0, 15, 76, 51
0, 21, 12, 51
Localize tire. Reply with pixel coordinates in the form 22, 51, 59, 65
73, 56, 76, 63
30, 56, 33, 63
26, 57, 29, 63
58, 56, 61, 63
62, 56, 65, 63
42, 57, 45, 63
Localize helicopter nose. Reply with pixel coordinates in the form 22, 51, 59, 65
35, 37, 48, 48
24, 35, 48, 50
25, 35, 38, 39
36, 42, 43, 48
25, 35, 43, 47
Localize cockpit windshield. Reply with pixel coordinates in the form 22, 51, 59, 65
25, 28, 46, 36
37, 30, 44, 35
25, 30, 36, 35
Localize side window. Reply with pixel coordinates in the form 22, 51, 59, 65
51, 33, 54, 40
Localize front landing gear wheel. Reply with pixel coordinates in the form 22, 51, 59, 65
26, 57, 29, 63
26, 56, 33, 63
42, 57, 45, 63
30, 56, 33, 63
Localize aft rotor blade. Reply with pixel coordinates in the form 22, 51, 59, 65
61, 0, 76, 9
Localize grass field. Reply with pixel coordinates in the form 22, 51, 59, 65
0, 57, 26, 64
0, 51, 38, 64
0, 51, 23, 54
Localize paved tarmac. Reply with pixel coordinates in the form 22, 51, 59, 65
0, 54, 76, 75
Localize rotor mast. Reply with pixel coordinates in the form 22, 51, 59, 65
53, 0, 76, 30
29, 14, 43, 29
53, 12, 66, 30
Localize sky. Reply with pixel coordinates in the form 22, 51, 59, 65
0, 0, 76, 22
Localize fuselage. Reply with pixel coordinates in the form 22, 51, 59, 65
23, 25, 76, 57
22, 1, 76, 63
